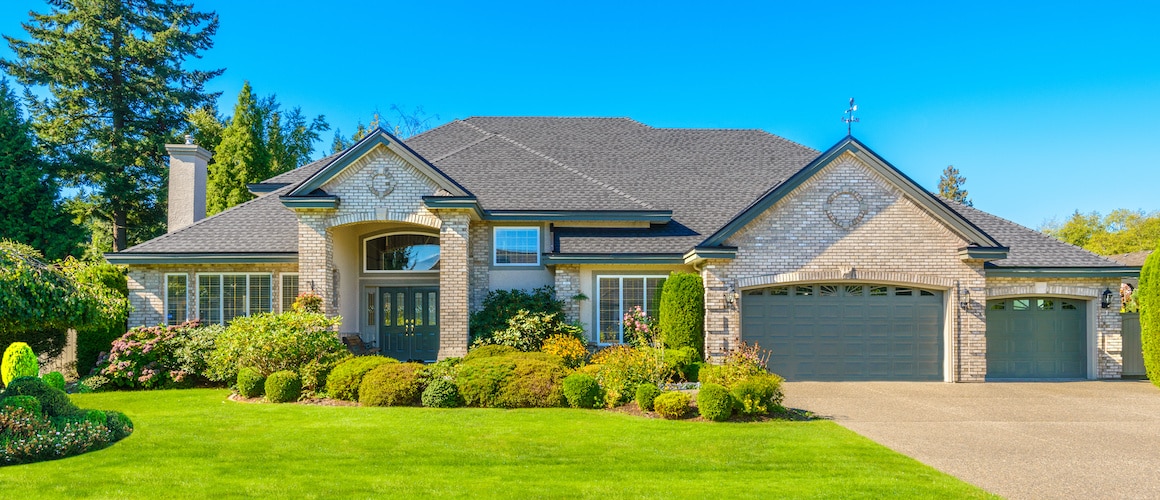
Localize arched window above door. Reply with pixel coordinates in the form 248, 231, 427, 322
364, 233, 440, 272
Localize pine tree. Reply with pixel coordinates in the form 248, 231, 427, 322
2, 0, 222, 251
938, 165, 972, 206
0, 79, 82, 260
207, 82, 268, 215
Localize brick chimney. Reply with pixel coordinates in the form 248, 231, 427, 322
165, 136, 213, 233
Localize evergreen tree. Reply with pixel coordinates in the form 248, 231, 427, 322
937, 165, 972, 206
0, 79, 82, 260
207, 82, 267, 215
2, 0, 222, 251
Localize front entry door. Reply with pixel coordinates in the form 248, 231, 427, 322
379, 287, 439, 362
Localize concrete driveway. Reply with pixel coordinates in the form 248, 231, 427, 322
784, 381, 1160, 499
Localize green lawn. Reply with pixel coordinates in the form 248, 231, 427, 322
1, 389, 993, 499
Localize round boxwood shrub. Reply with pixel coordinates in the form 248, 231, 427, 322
658, 273, 704, 355
326, 355, 397, 401
652, 391, 691, 420
2, 342, 39, 387
463, 344, 519, 362
635, 383, 661, 411
360, 362, 425, 407
42, 371, 65, 391
265, 370, 302, 403
421, 379, 463, 408
1, 376, 78, 417
236, 367, 265, 398
697, 383, 735, 422
562, 373, 601, 409
106, 410, 134, 440
1, 395, 42, 417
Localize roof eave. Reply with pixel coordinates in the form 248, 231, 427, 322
279, 195, 339, 209
105, 252, 299, 265
542, 253, 686, 265
983, 266, 1140, 278
958, 246, 1010, 261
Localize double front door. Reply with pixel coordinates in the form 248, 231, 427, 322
379, 287, 439, 362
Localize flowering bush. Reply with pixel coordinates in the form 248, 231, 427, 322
472, 310, 583, 352
292, 291, 324, 314
588, 345, 668, 407
205, 311, 345, 388
622, 306, 657, 347
700, 341, 772, 388
94, 321, 218, 390
541, 334, 588, 368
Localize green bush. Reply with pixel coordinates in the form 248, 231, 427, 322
731, 374, 785, 416
421, 379, 463, 408
42, 371, 65, 391
236, 367, 265, 398
84, 409, 107, 426
652, 391, 691, 420
76, 375, 110, 394
205, 311, 345, 383
463, 344, 519, 362
469, 286, 564, 343
588, 345, 667, 407
1, 395, 42, 417
2, 342, 39, 387
74, 261, 128, 375
456, 352, 569, 408
685, 362, 704, 382
472, 310, 583, 352
1, 376, 78, 417
1141, 250, 1160, 388
562, 373, 602, 409
697, 383, 734, 422
169, 322, 225, 383
541, 334, 589, 368
95, 321, 222, 389
700, 342, 773, 388
658, 272, 704, 355
635, 383, 661, 411
264, 370, 302, 403
661, 346, 700, 382
326, 356, 398, 401
360, 362, 425, 407
421, 357, 461, 383
106, 410, 134, 441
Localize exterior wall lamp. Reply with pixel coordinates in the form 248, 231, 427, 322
959, 288, 971, 309
1101, 288, 1114, 309
724, 286, 738, 306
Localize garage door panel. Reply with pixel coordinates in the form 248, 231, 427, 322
986, 298, 1087, 379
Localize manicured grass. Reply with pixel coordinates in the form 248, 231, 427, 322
1, 390, 993, 499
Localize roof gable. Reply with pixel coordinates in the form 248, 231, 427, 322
286, 128, 473, 199
700, 136, 1004, 249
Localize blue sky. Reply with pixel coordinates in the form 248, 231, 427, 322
2, 0, 1157, 229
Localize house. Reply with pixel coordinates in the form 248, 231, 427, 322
106, 117, 1138, 382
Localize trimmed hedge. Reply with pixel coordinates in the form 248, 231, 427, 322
653, 391, 691, 420
326, 356, 398, 401
1, 376, 78, 417
1142, 250, 1160, 388
2, 395, 42, 417
658, 273, 704, 355
697, 383, 734, 422
562, 373, 602, 409
236, 367, 265, 398
635, 384, 661, 411
421, 379, 463, 408
463, 344, 519, 362
2, 342, 38, 387
456, 352, 569, 408
265, 370, 301, 403
42, 371, 65, 391
360, 362, 425, 407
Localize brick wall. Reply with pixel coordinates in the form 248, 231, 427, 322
127, 263, 299, 327
436, 210, 472, 358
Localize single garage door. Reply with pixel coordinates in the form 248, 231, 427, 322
986, 297, 1086, 379
741, 284, 943, 381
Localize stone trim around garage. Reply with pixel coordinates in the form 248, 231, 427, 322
738, 270, 958, 290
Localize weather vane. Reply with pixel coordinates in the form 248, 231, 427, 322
842, 98, 859, 135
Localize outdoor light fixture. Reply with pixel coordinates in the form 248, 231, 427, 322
959, 288, 971, 309
1101, 288, 1114, 309
724, 286, 738, 306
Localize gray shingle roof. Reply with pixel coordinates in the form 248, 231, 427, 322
119, 117, 1122, 269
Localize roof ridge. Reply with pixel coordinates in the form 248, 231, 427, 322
426, 120, 495, 163
457, 120, 656, 210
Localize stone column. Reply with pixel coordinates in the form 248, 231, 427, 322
701, 261, 740, 362
956, 265, 988, 382
296, 211, 336, 315
437, 210, 471, 359
1098, 279, 1124, 379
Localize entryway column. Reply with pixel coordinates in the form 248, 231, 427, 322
437, 210, 471, 358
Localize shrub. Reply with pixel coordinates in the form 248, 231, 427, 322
236, 367, 265, 398
105, 410, 133, 440
658, 272, 704, 354
0, 411, 117, 466
635, 383, 661, 411
300, 357, 341, 394
456, 352, 569, 408
469, 286, 564, 343
360, 362, 425, 407
169, 322, 224, 383
421, 379, 463, 408
562, 373, 602, 409
292, 291, 323, 313
84, 409, 107, 426
206, 311, 345, 383
265, 370, 302, 403
731, 374, 785, 416
589, 345, 667, 407
326, 356, 398, 401
95, 321, 219, 390
42, 371, 65, 391
2, 395, 42, 417
541, 334, 588, 368
421, 357, 461, 383
652, 391, 691, 419
463, 344, 519, 362
473, 310, 583, 352
622, 305, 657, 348
74, 262, 129, 375
697, 383, 735, 422
2, 342, 38, 387
1, 376, 78, 417
661, 346, 700, 382
700, 342, 773, 388
685, 362, 704, 382
76, 375, 110, 394
1141, 251, 1160, 387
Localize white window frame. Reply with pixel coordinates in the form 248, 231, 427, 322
195, 273, 274, 325
280, 273, 299, 312
164, 273, 189, 326
361, 231, 441, 273
595, 274, 667, 346
493, 226, 541, 266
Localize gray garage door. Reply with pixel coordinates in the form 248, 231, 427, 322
986, 298, 1086, 379
741, 284, 943, 381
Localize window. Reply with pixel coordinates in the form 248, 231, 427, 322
494, 227, 540, 265
197, 274, 272, 325
596, 276, 667, 344
281, 274, 299, 312
165, 274, 188, 326
364, 233, 440, 271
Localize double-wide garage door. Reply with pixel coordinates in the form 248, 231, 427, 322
741, 284, 943, 381
985, 297, 1086, 379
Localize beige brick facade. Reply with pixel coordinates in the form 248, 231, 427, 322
127, 263, 299, 327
